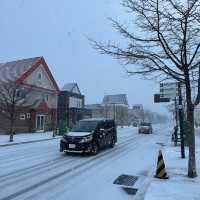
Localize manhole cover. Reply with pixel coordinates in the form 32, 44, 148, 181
113, 174, 138, 187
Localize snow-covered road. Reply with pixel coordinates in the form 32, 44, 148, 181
0, 125, 170, 200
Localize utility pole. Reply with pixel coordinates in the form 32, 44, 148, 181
178, 82, 185, 158
174, 97, 178, 146
114, 104, 116, 121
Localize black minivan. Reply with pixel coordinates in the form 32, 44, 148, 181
60, 118, 117, 155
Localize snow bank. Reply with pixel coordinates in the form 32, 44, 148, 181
0, 131, 61, 146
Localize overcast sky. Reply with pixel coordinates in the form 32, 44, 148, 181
0, 0, 168, 114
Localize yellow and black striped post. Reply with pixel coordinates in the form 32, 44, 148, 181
155, 150, 169, 179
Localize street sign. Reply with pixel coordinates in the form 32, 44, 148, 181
154, 94, 170, 103
160, 82, 178, 99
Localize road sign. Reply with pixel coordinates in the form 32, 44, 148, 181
160, 82, 178, 99
154, 94, 170, 103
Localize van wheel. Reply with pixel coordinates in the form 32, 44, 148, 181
110, 137, 115, 148
91, 142, 99, 155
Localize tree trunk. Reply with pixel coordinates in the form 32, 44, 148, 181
184, 71, 197, 177
184, 70, 197, 178
187, 106, 197, 177
9, 118, 14, 142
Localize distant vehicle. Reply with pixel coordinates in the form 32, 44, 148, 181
138, 122, 153, 134
60, 118, 117, 155
132, 122, 138, 127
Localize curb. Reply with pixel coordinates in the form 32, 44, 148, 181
134, 147, 166, 200
0, 136, 62, 147
134, 145, 167, 200
134, 172, 154, 200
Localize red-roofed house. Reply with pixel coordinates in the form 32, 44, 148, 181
0, 56, 59, 133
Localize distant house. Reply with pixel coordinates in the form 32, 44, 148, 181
86, 94, 129, 126
57, 83, 91, 129
0, 57, 59, 133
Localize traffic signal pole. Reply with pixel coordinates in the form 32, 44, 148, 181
178, 82, 185, 158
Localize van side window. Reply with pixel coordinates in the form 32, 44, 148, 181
97, 122, 104, 130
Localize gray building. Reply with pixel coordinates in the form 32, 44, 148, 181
86, 94, 129, 126
102, 94, 129, 126
128, 104, 145, 125
85, 104, 104, 119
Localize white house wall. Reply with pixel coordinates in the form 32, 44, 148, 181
21, 64, 58, 109
23, 64, 55, 91
24, 88, 58, 109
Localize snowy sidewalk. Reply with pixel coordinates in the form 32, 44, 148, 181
144, 130, 200, 200
0, 127, 135, 148
0, 132, 61, 147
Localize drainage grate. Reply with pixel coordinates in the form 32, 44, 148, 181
113, 174, 138, 187
122, 187, 138, 195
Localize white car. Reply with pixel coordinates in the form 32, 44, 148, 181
138, 122, 153, 134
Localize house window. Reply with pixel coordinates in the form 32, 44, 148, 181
16, 88, 26, 98
46, 95, 49, 101
20, 114, 26, 120
38, 73, 42, 81
43, 94, 49, 102
16, 89, 20, 97
27, 113, 31, 119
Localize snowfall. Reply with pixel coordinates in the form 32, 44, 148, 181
0, 124, 199, 200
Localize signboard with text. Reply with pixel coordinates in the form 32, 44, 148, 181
160, 82, 178, 99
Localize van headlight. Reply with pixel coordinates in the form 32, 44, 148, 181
79, 135, 93, 143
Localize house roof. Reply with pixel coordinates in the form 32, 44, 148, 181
0, 56, 59, 92
102, 94, 128, 105
0, 57, 41, 82
62, 83, 81, 94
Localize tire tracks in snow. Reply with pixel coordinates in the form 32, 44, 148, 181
0, 144, 59, 164
0, 132, 135, 181
0, 133, 136, 186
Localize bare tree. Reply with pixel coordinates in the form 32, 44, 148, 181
91, 0, 200, 177
0, 82, 31, 142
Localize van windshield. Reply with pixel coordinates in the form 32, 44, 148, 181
140, 122, 151, 126
71, 120, 99, 132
